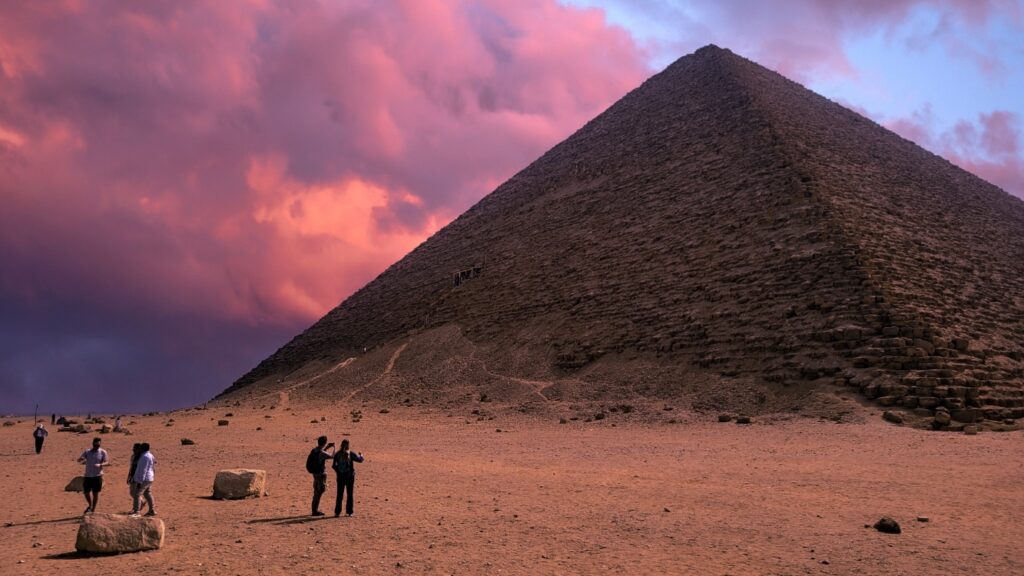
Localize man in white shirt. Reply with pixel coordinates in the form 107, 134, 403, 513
130, 442, 156, 516
77, 437, 109, 514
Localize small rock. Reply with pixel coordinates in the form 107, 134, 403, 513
916, 516, 929, 522
717, 414, 732, 422
559, 418, 567, 424
882, 410, 903, 424
964, 425, 979, 435
213, 469, 267, 500
217, 420, 230, 426
873, 517, 901, 534
663, 507, 670, 513
735, 416, 752, 425
180, 438, 195, 446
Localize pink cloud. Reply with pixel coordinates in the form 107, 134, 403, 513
647, 0, 1021, 81
0, 0, 649, 410
886, 108, 1024, 198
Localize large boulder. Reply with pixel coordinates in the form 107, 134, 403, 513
75, 513, 164, 553
212, 469, 267, 500
65, 476, 85, 492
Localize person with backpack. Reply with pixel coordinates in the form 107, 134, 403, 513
306, 436, 335, 516
331, 439, 364, 517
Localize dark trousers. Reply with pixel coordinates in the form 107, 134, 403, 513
311, 474, 327, 514
34, 437, 44, 454
334, 474, 355, 516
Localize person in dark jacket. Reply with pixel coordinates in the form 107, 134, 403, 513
331, 439, 365, 517
308, 436, 335, 516
33, 423, 48, 454
127, 443, 142, 508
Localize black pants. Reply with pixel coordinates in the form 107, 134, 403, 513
311, 474, 327, 514
34, 437, 44, 454
334, 474, 355, 516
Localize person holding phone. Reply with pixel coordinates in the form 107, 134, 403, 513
331, 438, 365, 517
306, 436, 335, 516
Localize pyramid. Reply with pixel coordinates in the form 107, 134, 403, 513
219, 45, 1024, 428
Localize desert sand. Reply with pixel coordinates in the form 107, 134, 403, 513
1, 403, 1021, 575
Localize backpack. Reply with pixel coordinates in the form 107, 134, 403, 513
305, 448, 321, 474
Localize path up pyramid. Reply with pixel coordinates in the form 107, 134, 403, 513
219, 45, 1024, 429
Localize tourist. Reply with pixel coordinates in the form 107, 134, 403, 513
77, 437, 109, 514
331, 439, 364, 517
130, 442, 156, 516
114, 415, 123, 432
50, 413, 55, 425
33, 423, 48, 454
127, 443, 142, 507
306, 436, 335, 516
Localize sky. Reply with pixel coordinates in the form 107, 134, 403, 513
0, 0, 1021, 415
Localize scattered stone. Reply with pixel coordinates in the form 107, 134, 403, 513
663, 507, 670, 513
2, 421, 14, 427
213, 469, 267, 500
594, 412, 606, 420
735, 416, 752, 425
217, 420, 230, 426
873, 517, 901, 534
65, 476, 85, 492
180, 438, 195, 446
76, 513, 165, 553
964, 425, 979, 435
379, 409, 390, 414
882, 411, 903, 424
916, 516, 929, 522
717, 414, 732, 422
933, 411, 951, 426
559, 418, 567, 424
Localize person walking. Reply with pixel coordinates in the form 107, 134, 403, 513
77, 437, 109, 514
33, 423, 48, 454
306, 436, 334, 516
130, 442, 156, 516
331, 439, 364, 517
50, 413, 56, 425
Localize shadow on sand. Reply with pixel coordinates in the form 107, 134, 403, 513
247, 514, 334, 525
4, 515, 80, 528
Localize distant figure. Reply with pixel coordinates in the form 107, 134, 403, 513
77, 437, 109, 514
57, 415, 67, 426
127, 443, 142, 505
130, 442, 156, 516
33, 423, 48, 454
331, 439, 365, 517
50, 413, 56, 425
114, 416, 123, 432
306, 436, 335, 516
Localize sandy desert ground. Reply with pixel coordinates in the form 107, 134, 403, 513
1, 403, 1021, 575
